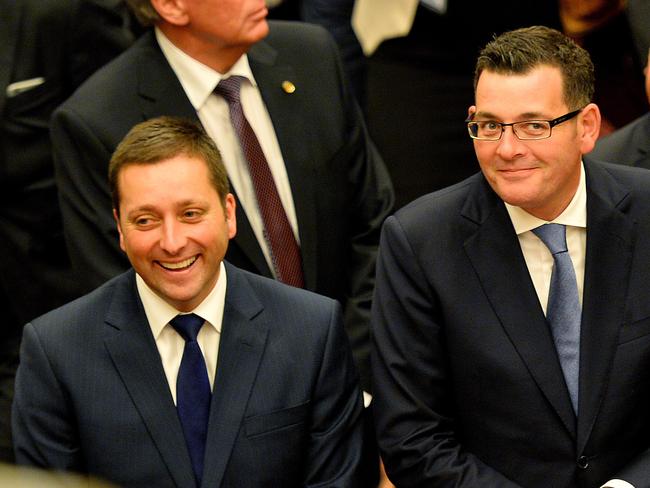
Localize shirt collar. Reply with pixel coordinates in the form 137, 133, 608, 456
136, 261, 228, 339
155, 27, 257, 110
505, 162, 587, 235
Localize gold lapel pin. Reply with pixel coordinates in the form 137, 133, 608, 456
282, 80, 296, 94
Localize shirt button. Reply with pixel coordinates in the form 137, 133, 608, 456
577, 456, 589, 469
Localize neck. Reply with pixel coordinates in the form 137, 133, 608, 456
157, 25, 248, 74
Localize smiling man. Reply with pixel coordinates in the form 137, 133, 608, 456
12, 117, 366, 487
51, 0, 392, 403
372, 26, 650, 487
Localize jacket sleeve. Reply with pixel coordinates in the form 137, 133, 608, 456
371, 215, 522, 487
305, 300, 367, 487
12, 323, 81, 470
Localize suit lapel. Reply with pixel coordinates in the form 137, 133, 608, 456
462, 177, 577, 437
135, 32, 197, 121
576, 161, 634, 453
103, 271, 196, 488
0, 0, 21, 116
248, 40, 319, 290
201, 264, 269, 488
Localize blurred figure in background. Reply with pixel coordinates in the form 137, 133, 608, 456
559, 0, 649, 135
591, 47, 650, 168
0, 0, 135, 462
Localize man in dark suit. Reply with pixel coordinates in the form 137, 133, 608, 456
372, 26, 650, 487
51, 0, 392, 394
591, 47, 650, 169
13, 116, 365, 487
0, 0, 135, 461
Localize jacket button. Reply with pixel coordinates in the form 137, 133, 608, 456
577, 456, 589, 469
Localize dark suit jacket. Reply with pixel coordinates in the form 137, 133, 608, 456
0, 0, 134, 343
590, 112, 650, 170
0, 0, 134, 460
12, 263, 365, 487
51, 21, 393, 390
372, 159, 650, 487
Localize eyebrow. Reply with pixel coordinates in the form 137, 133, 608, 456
474, 110, 548, 121
125, 200, 208, 218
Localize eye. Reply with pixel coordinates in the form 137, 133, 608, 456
518, 121, 548, 135
131, 215, 158, 229
182, 209, 203, 220
477, 121, 501, 134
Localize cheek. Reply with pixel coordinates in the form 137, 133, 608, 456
122, 233, 155, 260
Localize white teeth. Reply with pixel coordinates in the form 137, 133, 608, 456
160, 256, 197, 270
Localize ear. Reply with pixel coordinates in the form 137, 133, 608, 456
114, 209, 127, 253
467, 105, 477, 119
150, 0, 190, 26
577, 103, 601, 154
224, 193, 237, 239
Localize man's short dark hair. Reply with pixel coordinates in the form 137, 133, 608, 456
474, 25, 595, 109
109, 116, 230, 215
125, 0, 160, 27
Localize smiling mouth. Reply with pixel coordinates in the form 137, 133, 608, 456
158, 256, 198, 271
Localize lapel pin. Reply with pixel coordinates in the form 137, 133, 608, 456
282, 80, 296, 94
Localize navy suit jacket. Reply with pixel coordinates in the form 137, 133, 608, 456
13, 263, 365, 487
51, 21, 393, 389
372, 159, 650, 487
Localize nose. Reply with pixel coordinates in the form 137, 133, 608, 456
159, 219, 187, 254
495, 126, 525, 160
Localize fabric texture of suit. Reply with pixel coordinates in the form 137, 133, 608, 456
13, 262, 365, 487
0, 0, 134, 461
51, 21, 393, 390
372, 159, 650, 487
590, 113, 650, 170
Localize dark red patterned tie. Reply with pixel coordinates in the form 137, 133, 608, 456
215, 76, 304, 287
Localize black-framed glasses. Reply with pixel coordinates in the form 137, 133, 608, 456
466, 108, 584, 141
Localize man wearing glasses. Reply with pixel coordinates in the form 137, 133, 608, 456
372, 26, 650, 487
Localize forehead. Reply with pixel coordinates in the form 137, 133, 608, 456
475, 65, 567, 118
118, 155, 215, 205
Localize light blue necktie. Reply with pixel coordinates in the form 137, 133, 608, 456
170, 313, 211, 485
532, 224, 581, 413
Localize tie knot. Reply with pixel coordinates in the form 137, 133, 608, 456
170, 314, 204, 342
215, 75, 246, 104
532, 223, 568, 255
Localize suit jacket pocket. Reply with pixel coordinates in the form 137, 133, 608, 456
244, 401, 310, 438
4, 76, 60, 119
618, 315, 650, 345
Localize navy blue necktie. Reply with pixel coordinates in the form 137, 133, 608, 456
170, 313, 211, 485
532, 223, 581, 413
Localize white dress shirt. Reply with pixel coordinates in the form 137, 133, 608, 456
136, 262, 227, 404
505, 163, 634, 488
156, 28, 300, 278
506, 164, 587, 313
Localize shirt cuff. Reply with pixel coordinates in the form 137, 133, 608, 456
602, 479, 635, 488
